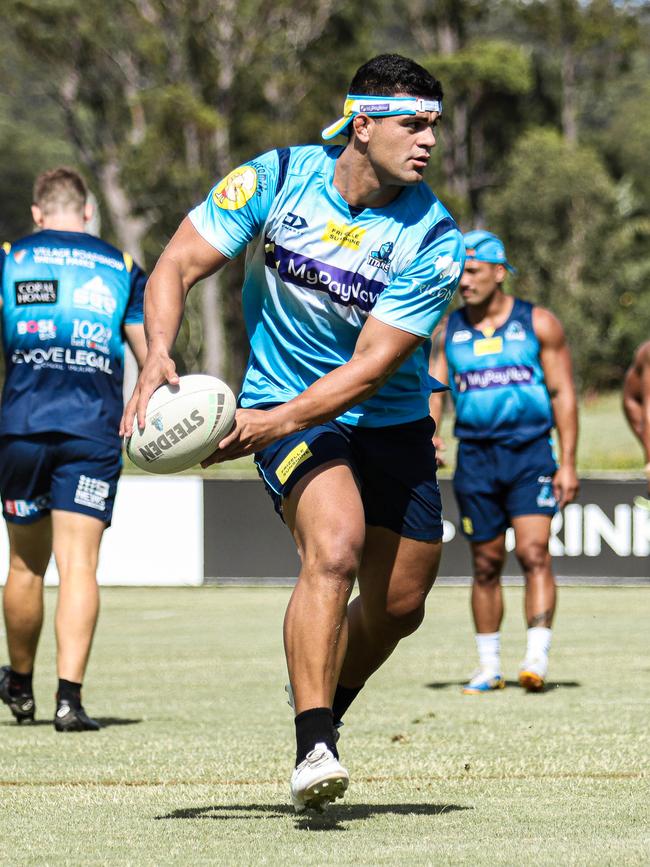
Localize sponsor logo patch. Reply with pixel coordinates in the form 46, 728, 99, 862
73, 277, 117, 317
456, 364, 534, 392
266, 241, 385, 312
15, 280, 58, 305
13, 249, 27, 264
360, 102, 390, 112
282, 212, 309, 232
473, 336, 503, 356
276, 441, 313, 485
213, 166, 257, 211
537, 480, 556, 509
4, 494, 51, 518
74, 475, 110, 511
17, 319, 57, 341
321, 221, 366, 250
462, 516, 474, 535
505, 321, 526, 341
451, 329, 472, 344
367, 241, 393, 272
434, 254, 462, 282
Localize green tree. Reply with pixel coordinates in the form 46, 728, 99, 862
487, 127, 650, 389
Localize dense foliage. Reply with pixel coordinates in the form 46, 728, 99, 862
1, 0, 648, 390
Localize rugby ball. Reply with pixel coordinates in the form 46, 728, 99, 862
125, 374, 236, 474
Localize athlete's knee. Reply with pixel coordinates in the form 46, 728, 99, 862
473, 549, 503, 586
369, 593, 427, 640
516, 541, 551, 576
301, 540, 361, 589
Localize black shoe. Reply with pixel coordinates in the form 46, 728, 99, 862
54, 700, 101, 732
0, 665, 36, 724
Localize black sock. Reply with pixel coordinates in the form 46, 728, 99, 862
295, 707, 338, 765
9, 669, 33, 697
57, 679, 82, 709
332, 683, 363, 726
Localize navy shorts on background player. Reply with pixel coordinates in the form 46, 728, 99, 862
0, 433, 121, 525
453, 434, 558, 542
255, 413, 443, 542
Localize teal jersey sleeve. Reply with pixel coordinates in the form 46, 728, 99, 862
188, 150, 281, 258
370, 227, 465, 338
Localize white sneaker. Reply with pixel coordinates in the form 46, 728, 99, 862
290, 742, 349, 813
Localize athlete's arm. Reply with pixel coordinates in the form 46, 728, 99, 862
203, 315, 427, 465
622, 365, 643, 441
534, 307, 579, 508
429, 319, 449, 466
124, 323, 148, 371
636, 347, 650, 486
120, 218, 229, 436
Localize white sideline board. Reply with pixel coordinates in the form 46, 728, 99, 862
0, 476, 204, 586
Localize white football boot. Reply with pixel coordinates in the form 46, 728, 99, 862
290, 742, 349, 813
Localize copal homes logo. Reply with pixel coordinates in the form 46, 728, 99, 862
321, 221, 366, 250
15, 280, 58, 305
73, 276, 117, 317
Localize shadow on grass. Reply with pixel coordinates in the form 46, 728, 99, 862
426, 680, 581, 693
0, 717, 142, 728
156, 802, 471, 830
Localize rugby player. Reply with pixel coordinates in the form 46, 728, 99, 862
121, 54, 464, 810
430, 231, 578, 694
623, 341, 650, 497
0, 168, 147, 730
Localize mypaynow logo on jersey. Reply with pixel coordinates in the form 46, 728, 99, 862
457, 364, 534, 391
265, 242, 385, 312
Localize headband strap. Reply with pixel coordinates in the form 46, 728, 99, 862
321, 94, 443, 140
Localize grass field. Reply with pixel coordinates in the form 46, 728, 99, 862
123, 391, 645, 478
1, 587, 648, 865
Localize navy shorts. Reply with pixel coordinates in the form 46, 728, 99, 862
254, 414, 443, 542
453, 434, 558, 542
0, 433, 122, 526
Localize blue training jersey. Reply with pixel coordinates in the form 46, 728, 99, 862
445, 298, 554, 445
0, 229, 146, 447
189, 145, 464, 427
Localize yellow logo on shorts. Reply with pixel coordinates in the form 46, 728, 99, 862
321, 221, 366, 250
474, 336, 503, 356
213, 165, 257, 210
276, 442, 313, 484
462, 516, 474, 535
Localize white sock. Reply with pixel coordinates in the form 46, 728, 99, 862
525, 627, 552, 670
475, 632, 501, 675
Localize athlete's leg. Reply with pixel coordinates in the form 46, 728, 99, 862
512, 513, 555, 690
338, 526, 440, 688
282, 461, 365, 715
512, 514, 555, 627
51, 510, 106, 683
3, 518, 52, 672
470, 534, 507, 633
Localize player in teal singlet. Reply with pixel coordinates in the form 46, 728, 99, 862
430, 231, 579, 694
122, 54, 464, 811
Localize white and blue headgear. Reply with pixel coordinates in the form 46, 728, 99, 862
321, 94, 443, 141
